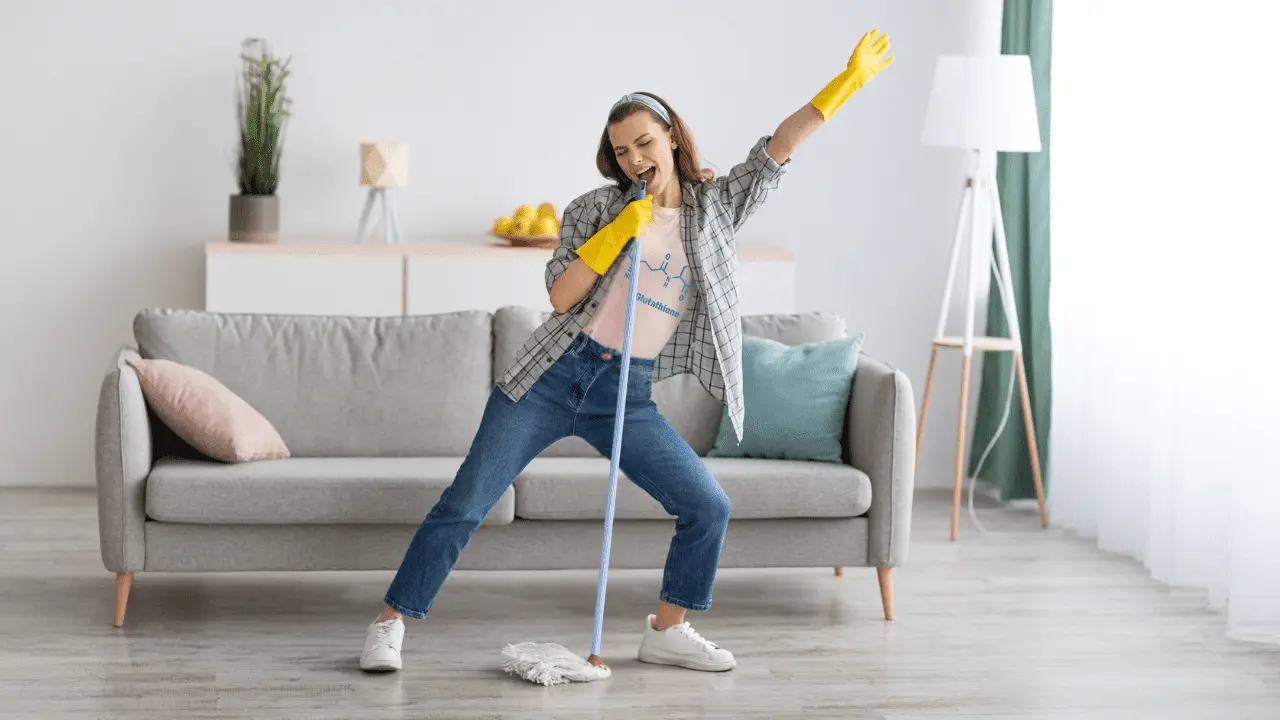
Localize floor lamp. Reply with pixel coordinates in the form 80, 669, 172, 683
917, 55, 1048, 541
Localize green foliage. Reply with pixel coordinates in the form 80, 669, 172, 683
237, 38, 291, 195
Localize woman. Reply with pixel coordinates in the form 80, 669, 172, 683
360, 29, 893, 674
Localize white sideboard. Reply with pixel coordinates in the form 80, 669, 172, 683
205, 239, 796, 317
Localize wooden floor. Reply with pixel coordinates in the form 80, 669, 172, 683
2, 488, 1278, 719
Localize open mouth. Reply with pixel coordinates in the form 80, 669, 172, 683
638, 167, 656, 183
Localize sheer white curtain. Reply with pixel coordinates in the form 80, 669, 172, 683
1047, 3, 1280, 643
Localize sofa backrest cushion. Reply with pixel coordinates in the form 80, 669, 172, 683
740, 313, 849, 345
491, 306, 849, 458
133, 309, 492, 457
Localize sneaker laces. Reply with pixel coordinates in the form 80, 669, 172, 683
370, 621, 400, 651
674, 622, 719, 652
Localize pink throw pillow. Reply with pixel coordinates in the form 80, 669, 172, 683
125, 357, 290, 463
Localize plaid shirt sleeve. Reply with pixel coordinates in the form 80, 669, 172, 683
713, 136, 791, 231
544, 187, 617, 299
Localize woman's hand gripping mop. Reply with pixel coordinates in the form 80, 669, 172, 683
500, 180, 648, 686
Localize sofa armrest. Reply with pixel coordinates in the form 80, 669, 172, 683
845, 353, 916, 568
95, 346, 151, 574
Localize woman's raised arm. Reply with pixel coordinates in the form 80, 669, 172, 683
766, 28, 894, 163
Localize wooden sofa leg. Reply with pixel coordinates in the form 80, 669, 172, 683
114, 573, 133, 627
877, 567, 894, 621
833, 566, 844, 577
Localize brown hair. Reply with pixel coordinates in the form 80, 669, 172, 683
595, 92, 713, 191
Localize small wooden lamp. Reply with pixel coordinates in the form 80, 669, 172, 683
356, 141, 409, 244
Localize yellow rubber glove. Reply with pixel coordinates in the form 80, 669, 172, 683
810, 29, 895, 120
576, 194, 654, 275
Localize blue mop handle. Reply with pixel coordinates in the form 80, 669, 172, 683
590, 179, 646, 660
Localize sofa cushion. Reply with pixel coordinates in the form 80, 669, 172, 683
145, 457, 514, 525
512, 457, 871, 520
133, 309, 492, 457
709, 333, 863, 463
125, 357, 291, 463
658, 312, 851, 455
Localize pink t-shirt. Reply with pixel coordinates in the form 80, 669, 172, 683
583, 205, 691, 358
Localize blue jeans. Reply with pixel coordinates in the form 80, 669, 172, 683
383, 333, 732, 620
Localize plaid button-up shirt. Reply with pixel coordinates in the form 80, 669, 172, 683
496, 135, 790, 442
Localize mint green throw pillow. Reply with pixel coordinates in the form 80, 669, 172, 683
709, 333, 864, 463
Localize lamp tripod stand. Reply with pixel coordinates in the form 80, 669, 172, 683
916, 149, 1048, 541
355, 187, 402, 244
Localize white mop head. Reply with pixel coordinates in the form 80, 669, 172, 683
500, 642, 611, 686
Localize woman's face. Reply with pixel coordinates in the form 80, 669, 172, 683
608, 110, 677, 198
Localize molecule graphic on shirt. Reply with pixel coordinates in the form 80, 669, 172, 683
625, 253, 695, 301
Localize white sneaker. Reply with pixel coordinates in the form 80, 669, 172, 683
360, 618, 404, 673
637, 614, 736, 672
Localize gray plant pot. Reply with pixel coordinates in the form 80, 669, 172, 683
229, 194, 280, 243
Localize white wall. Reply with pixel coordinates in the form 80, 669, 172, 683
0, 0, 1003, 488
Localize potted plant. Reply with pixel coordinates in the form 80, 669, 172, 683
230, 38, 291, 243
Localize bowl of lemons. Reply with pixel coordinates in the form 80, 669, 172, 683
493, 203, 560, 247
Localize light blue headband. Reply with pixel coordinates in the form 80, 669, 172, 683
611, 93, 672, 126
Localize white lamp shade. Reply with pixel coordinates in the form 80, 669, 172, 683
921, 55, 1041, 152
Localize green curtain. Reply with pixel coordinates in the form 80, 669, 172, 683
968, 0, 1053, 501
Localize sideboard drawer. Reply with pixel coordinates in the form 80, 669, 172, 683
405, 251, 549, 315
206, 252, 404, 316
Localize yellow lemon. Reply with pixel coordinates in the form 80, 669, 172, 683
510, 216, 534, 235
537, 203, 557, 220
493, 216, 514, 235
531, 216, 559, 236
514, 204, 537, 222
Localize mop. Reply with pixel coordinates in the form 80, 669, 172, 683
500, 179, 648, 686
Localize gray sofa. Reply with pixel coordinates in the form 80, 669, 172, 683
96, 307, 916, 626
